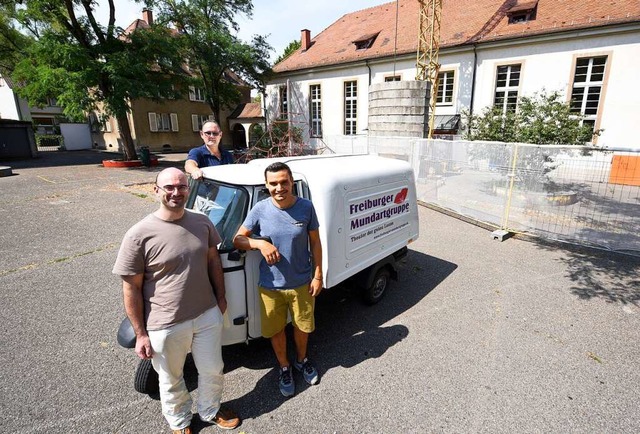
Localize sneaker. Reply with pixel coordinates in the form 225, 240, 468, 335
209, 407, 241, 430
279, 365, 295, 397
172, 427, 192, 434
293, 357, 319, 385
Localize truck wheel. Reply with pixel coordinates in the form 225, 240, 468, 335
134, 358, 159, 395
363, 268, 390, 305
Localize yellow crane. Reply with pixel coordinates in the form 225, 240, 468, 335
415, 0, 443, 139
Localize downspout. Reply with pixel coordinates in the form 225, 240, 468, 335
366, 60, 372, 86
469, 44, 478, 118
13, 92, 25, 121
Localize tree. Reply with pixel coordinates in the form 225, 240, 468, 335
274, 39, 300, 65
464, 90, 598, 145
8, 0, 191, 160
463, 90, 602, 190
0, 5, 32, 77
153, 0, 272, 123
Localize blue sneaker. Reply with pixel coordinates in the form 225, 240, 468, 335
293, 357, 319, 385
278, 366, 295, 397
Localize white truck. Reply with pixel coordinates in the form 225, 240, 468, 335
118, 154, 419, 393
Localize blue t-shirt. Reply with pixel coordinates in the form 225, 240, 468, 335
242, 197, 319, 289
187, 144, 234, 168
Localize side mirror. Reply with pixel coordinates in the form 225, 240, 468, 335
117, 317, 136, 348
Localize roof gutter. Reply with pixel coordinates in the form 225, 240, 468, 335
272, 20, 640, 77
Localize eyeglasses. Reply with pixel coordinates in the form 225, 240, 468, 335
157, 184, 189, 194
202, 131, 221, 137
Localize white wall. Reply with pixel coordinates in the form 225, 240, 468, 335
0, 83, 31, 121
267, 26, 640, 150
60, 123, 92, 150
471, 31, 640, 148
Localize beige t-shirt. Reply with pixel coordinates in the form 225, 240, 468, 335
113, 209, 222, 330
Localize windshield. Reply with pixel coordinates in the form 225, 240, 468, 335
187, 180, 249, 251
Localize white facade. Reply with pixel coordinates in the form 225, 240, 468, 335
0, 76, 31, 121
266, 23, 640, 150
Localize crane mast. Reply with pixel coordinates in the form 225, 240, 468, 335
416, 0, 442, 139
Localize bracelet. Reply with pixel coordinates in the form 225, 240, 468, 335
313, 277, 322, 281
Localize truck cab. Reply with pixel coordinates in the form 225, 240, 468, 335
188, 154, 420, 346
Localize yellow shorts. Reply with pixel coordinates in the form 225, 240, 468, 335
259, 283, 315, 338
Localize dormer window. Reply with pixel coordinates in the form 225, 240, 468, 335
507, 1, 538, 24
352, 32, 379, 50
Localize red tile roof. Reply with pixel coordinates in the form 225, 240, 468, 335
228, 102, 263, 119
274, 0, 640, 73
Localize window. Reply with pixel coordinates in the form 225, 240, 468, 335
570, 56, 607, 130
309, 84, 322, 138
279, 86, 288, 119
352, 32, 379, 50
191, 114, 215, 132
436, 70, 455, 104
494, 64, 521, 114
344, 81, 357, 135
188, 180, 250, 252
148, 113, 179, 132
507, 1, 538, 24
89, 113, 111, 133
385, 75, 401, 82
189, 86, 206, 102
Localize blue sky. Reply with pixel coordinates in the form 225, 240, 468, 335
97, 0, 385, 61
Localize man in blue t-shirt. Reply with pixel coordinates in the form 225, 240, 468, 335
233, 162, 323, 398
185, 121, 234, 180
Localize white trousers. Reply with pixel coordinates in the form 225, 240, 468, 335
149, 306, 224, 430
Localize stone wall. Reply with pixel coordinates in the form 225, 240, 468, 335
368, 81, 430, 138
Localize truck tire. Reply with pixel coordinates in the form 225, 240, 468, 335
362, 267, 390, 305
134, 359, 159, 395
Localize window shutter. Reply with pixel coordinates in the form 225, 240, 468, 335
105, 118, 112, 133
191, 115, 199, 132
189, 86, 196, 101
170, 113, 179, 131
148, 113, 158, 132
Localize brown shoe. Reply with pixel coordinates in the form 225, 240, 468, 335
211, 407, 241, 430
172, 427, 192, 434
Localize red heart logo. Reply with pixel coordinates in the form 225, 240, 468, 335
394, 188, 408, 204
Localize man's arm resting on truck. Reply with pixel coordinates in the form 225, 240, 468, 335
233, 226, 281, 265
185, 159, 203, 180
309, 228, 323, 296
208, 245, 227, 314
121, 273, 153, 360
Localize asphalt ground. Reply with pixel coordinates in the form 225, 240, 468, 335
1, 150, 639, 434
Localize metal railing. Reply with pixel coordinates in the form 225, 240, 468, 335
323, 136, 640, 256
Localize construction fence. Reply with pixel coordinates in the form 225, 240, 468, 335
321, 136, 640, 256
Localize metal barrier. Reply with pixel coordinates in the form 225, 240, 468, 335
36, 135, 64, 152
324, 135, 640, 256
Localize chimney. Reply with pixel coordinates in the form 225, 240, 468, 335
301, 29, 311, 51
142, 8, 153, 26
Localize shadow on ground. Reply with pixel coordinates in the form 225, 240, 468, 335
534, 238, 640, 305
0, 150, 184, 170
205, 250, 458, 422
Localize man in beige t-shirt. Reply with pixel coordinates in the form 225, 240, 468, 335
113, 167, 239, 434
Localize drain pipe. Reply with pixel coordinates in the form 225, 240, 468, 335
366, 59, 372, 86
469, 44, 478, 118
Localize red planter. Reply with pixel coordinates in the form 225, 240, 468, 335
102, 157, 158, 168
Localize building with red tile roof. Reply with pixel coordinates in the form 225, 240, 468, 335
266, 0, 640, 149
90, 9, 260, 153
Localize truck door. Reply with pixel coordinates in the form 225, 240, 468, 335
187, 180, 254, 345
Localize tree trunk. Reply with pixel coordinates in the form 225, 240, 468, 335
116, 113, 137, 160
